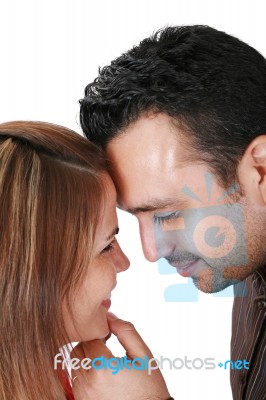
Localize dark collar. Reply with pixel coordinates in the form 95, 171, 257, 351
256, 265, 266, 286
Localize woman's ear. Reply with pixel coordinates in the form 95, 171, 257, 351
237, 135, 266, 205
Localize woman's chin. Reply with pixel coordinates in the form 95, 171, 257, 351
92, 321, 110, 340
80, 317, 110, 342
64, 307, 111, 343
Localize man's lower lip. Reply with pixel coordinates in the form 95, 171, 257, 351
101, 299, 111, 309
172, 259, 200, 277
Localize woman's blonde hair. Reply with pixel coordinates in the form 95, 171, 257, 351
0, 121, 107, 399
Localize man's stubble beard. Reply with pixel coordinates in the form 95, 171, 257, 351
192, 196, 266, 294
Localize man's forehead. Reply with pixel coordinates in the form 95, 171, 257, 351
106, 113, 184, 158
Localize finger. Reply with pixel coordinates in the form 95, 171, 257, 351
107, 313, 153, 359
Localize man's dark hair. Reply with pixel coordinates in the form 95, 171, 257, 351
80, 25, 266, 185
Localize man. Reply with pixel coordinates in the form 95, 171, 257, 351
79, 26, 266, 399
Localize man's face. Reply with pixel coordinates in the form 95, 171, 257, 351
106, 113, 266, 293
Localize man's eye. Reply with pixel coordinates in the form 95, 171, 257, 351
153, 211, 180, 224
101, 238, 116, 254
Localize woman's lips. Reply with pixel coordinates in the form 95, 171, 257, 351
102, 282, 116, 309
101, 292, 112, 309
101, 298, 111, 309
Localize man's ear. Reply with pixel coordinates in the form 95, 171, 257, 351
237, 135, 266, 205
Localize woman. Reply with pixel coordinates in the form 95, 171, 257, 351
0, 121, 171, 400
0, 120, 131, 399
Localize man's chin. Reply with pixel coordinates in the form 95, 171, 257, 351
191, 274, 240, 294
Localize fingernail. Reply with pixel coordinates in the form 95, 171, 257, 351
104, 332, 112, 342
107, 312, 119, 320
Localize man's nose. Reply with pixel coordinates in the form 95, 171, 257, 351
114, 243, 130, 273
139, 220, 174, 262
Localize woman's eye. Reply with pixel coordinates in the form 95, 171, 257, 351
153, 211, 180, 224
101, 238, 116, 254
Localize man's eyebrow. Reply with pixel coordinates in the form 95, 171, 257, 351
106, 227, 119, 241
119, 198, 185, 215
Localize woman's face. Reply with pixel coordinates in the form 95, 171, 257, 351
63, 175, 129, 342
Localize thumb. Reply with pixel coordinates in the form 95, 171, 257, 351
107, 313, 153, 360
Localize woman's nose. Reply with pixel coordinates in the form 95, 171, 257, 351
114, 244, 130, 273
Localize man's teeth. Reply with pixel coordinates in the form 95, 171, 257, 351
104, 293, 111, 300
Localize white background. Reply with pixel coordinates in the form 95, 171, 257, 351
1, 1, 265, 399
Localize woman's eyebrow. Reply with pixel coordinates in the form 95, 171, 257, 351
106, 226, 119, 241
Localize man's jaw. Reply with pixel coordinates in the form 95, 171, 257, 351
166, 254, 233, 293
